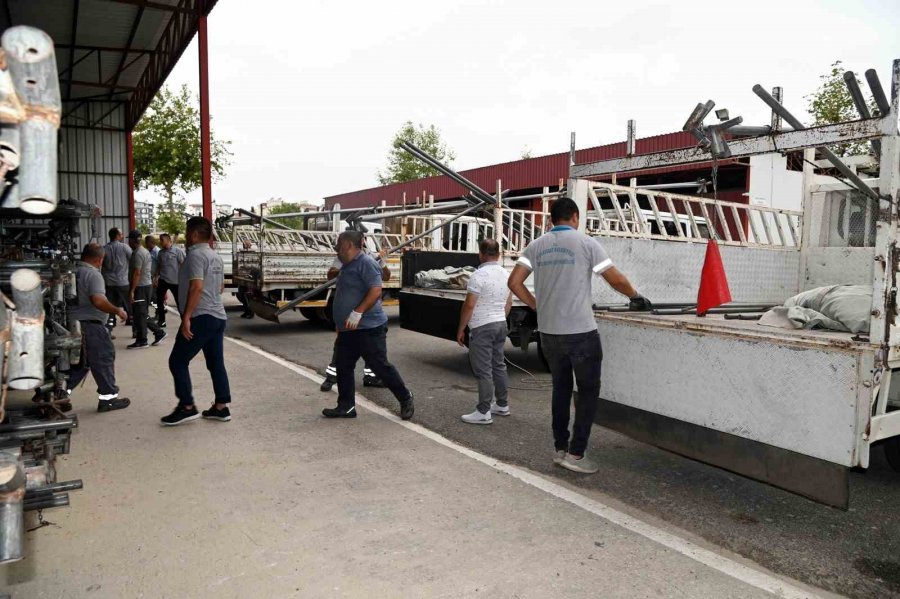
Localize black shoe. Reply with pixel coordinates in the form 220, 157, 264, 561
320, 375, 336, 392
399, 393, 415, 421
363, 376, 385, 388
152, 331, 168, 346
161, 405, 200, 426
322, 405, 357, 418
98, 397, 131, 412
240, 311, 254, 319
127, 341, 149, 350
202, 405, 231, 422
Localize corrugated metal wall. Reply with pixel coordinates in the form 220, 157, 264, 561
59, 102, 130, 244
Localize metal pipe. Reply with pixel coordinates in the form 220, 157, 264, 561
2, 27, 61, 215
0, 418, 76, 434
0, 453, 25, 564
397, 141, 497, 206
232, 207, 292, 230
23, 493, 68, 512
683, 100, 715, 132
198, 15, 212, 220
8, 269, 44, 390
569, 132, 576, 166
265, 201, 488, 319
843, 71, 880, 158
865, 69, 891, 115
25, 479, 83, 498
770, 87, 783, 131
752, 84, 880, 201
626, 120, 636, 156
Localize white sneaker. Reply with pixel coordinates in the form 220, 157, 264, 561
559, 453, 599, 474
553, 450, 566, 465
461, 410, 492, 425
490, 402, 510, 416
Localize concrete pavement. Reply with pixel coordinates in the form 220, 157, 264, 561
0, 319, 821, 598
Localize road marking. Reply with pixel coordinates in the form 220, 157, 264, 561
226, 335, 825, 599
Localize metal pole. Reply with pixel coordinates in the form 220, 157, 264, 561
198, 14, 212, 220
843, 71, 881, 158
569, 132, 576, 166
770, 87, 783, 131
397, 142, 496, 205
752, 84, 880, 201
126, 131, 136, 231
0, 453, 25, 564
865, 69, 891, 115
8, 269, 44, 390
626, 120, 636, 156
494, 180, 503, 254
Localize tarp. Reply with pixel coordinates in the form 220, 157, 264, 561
759, 285, 872, 334
414, 266, 476, 290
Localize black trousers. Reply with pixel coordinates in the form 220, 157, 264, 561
132, 285, 163, 343
168, 314, 231, 406
67, 321, 119, 399
539, 330, 602, 457
156, 279, 178, 324
105, 285, 129, 328
336, 325, 409, 408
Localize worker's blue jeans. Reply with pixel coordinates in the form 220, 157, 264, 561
169, 314, 231, 406
539, 330, 602, 457
335, 325, 410, 408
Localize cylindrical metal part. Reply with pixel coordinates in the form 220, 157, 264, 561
23, 493, 68, 512
23, 459, 52, 490
0, 453, 26, 564
569, 131, 576, 166
683, 100, 715, 132
63, 271, 76, 299
770, 87, 783, 131
8, 269, 45, 390
24, 479, 82, 498
843, 71, 880, 158
51, 279, 63, 303
626, 120, 636, 156
865, 69, 891, 115
752, 84, 880, 201
0, 418, 75, 434
0, 126, 21, 209
398, 141, 496, 205
1, 27, 61, 215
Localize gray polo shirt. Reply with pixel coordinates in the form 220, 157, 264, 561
178, 244, 227, 320
518, 226, 612, 335
130, 245, 153, 287
156, 246, 185, 284
332, 253, 386, 332
102, 240, 132, 287
68, 262, 108, 324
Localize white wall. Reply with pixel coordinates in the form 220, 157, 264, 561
748, 154, 803, 212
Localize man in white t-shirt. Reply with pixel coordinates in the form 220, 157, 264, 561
456, 238, 512, 424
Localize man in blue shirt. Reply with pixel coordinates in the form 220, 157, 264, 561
324, 230, 414, 420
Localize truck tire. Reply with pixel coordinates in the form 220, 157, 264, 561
299, 308, 321, 322
885, 437, 900, 473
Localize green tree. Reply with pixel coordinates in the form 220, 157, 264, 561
377, 121, 456, 185
267, 202, 308, 230
521, 146, 533, 159
805, 60, 877, 157
136, 222, 151, 235
133, 84, 232, 234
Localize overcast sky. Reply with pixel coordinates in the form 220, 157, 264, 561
136, 0, 900, 210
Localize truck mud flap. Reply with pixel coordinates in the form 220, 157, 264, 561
247, 298, 280, 323
595, 399, 850, 509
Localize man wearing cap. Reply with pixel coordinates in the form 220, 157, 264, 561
67, 243, 132, 412
101, 227, 132, 335
153, 233, 185, 328
127, 229, 166, 349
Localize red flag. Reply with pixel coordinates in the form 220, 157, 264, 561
697, 239, 732, 316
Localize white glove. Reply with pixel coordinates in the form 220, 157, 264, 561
344, 310, 363, 330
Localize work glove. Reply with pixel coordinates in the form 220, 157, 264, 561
344, 310, 363, 330
628, 295, 652, 312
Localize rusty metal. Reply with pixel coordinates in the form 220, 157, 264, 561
0, 452, 25, 563
7, 269, 44, 390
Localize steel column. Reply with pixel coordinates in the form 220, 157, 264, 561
198, 12, 212, 220
126, 130, 136, 231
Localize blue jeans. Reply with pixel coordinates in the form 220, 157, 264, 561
539, 330, 602, 457
168, 314, 231, 406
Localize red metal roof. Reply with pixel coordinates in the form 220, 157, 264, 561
324, 131, 742, 209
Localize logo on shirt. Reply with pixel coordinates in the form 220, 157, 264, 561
536, 245, 575, 267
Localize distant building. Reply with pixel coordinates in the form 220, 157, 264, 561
187, 202, 234, 218
135, 201, 156, 231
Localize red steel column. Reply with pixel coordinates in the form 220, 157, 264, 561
126, 130, 136, 231
198, 12, 212, 220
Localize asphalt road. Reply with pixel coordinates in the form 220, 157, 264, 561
224, 302, 900, 599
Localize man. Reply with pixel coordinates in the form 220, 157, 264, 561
101, 227, 132, 334
508, 197, 651, 474
66, 243, 131, 412
145, 235, 161, 323
456, 238, 512, 424
161, 216, 232, 426
153, 233, 185, 327
324, 230, 413, 420
127, 230, 166, 349
320, 243, 390, 392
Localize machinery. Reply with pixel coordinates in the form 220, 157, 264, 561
0, 26, 83, 567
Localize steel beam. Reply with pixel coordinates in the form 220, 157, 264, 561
198, 12, 212, 220
571, 118, 886, 177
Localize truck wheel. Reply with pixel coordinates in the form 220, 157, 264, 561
299, 308, 321, 322
885, 437, 900, 473
536, 336, 550, 372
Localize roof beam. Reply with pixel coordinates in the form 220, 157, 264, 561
70, 80, 136, 91
102, 0, 196, 13
66, 0, 80, 100
55, 43, 155, 55
109, 4, 145, 99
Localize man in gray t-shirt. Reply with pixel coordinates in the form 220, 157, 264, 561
161, 216, 232, 427
153, 233, 185, 327
66, 243, 131, 413
102, 227, 133, 332
127, 230, 165, 349
509, 197, 650, 474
